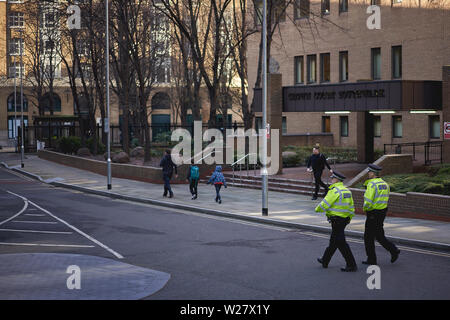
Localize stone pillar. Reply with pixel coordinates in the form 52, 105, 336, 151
267, 73, 283, 174
443, 66, 450, 163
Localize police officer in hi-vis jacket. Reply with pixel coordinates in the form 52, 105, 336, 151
362, 164, 400, 265
315, 171, 357, 272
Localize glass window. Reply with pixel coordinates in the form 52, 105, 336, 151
294, 56, 304, 84
254, 0, 263, 26
374, 116, 381, 137
371, 48, 381, 80
8, 116, 28, 139
8, 63, 25, 78
371, 0, 381, 4
307, 54, 316, 83
8, 12, 24, 28
340, 116, 349, 137
339, 0, 348, 13
339, 51, 348, 82
392, 116, 402, 138
320, 53, 330, 83
429, 115, 440, 139
322, 116, 331, 133
9, 38, 24, 56
294, 0, 310, 19
7, 93, 28, 112
255, 117, 262, 132
392, 45, 402, 79
282, 116, 287, 134
321, 0, 330, 15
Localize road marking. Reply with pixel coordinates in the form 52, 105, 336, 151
0, 196, 28, 227
0, 228, 73, 235
12, 220, 58, 224
24, 213, 45, 217
0, 242, 95, 248
6, 190, 124, 259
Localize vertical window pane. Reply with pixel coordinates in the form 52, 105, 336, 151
320, 53, 330, 82
294, 56, 304, 84
321, 0, 330, 15
393, 116, 402, 138
340, 116, 348, 137
372, 48, 381, 80
322, 116, 331, 133
429, 115, 440, 139
340, 51, 348, 82
295, 0, 310, 18
307, 55, 316, 83
374, 116, 381, 137
282, 117, 287, 134
392, 45, 402, 79
339, 0, 348, 13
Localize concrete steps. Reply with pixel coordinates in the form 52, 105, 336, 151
200, 172, 328, 197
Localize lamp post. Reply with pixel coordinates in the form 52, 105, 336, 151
20, 28, 24, 168
14, 56, 17, 153
106, 0, 112, 190
261, 0, 268, 216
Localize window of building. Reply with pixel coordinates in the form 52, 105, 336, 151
371, 47, 381, 80
8, 116, 28, 139
8, 63, 25, 78
392, 45, 402, 79
392, 116, 402, 138
255, 117, 262, 132
294, 56, 304, 84
340, 116, 349, 137
321, 0, 330, 15
307, 54, 316, 83
371, 0, 381, 4
76, 40, 89, 56
294, 0, 310, 19
392, 0, 403, 5
429, 115, 440, 139
8, 12, 24, 28
254, 0, 263, 26
322, 116, 331, 133
152, 114, 171, 141
151, 92, 171, 109
339, 0, 348, 13
320, 53, 330, 83
7, 93, 28, 112
282, 116, 287, 134
374, 116, 381, 137
44, 40, 56, 55
9, 38, 24, 56
40, 93, 62, 113
339, 51, 348, 82
43, 11, 57, 28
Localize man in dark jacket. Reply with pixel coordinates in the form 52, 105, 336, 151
160, 149, 178, 198
307, 146, 333, 200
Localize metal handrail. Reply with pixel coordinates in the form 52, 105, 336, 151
231, 153, 258, 185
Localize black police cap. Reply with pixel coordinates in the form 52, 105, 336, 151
331, 171, 346, 181
368, 164, 382, 173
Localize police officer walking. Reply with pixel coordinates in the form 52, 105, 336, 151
362, 164, 400, 265
315, 171, 357, 272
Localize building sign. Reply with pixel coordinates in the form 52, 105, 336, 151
288, 89, 385, 101
445, 122, 450, 140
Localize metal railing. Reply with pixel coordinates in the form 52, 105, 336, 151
383, 141, 443, 165
231, 153, 258, 185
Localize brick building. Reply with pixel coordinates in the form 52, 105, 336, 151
248, 0, 450, 157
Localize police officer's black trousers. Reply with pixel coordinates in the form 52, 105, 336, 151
313, 170, 328, 197
322, 216, 356, 267
364, 209, 398, 263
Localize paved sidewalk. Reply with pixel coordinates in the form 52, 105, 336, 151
2, 153, 450, 249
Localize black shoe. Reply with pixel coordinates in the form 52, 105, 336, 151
215, 197, 218, 203
169, 193, 174, 198
193, 195, 197, 200
191, 195, 195, 200
362, 260, 377, 265
163, 193, 167, 197
341, 266, 358, 272
317, 258, 328, 268
218, 199, 222, 204
311, 195, 318, 200
391, 250, 400, 263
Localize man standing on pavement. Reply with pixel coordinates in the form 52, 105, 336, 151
160, 149, 178, 198
362, 164, 400, 265
307, 145, 333, 200
315, 171, 358, 272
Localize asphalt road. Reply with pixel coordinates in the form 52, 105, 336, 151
1, 167, 449, 300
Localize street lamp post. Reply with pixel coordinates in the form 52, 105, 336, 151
262, 0, 268, 216
106, 0, 112, 190
20, 29, 24, 168
14, 56, 17, 153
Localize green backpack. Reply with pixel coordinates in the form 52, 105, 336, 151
190, 166, 200, 180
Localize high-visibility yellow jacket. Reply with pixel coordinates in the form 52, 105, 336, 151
363, 177, 390, 211
315, 181, 355, 220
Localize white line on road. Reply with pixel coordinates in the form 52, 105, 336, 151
12, 220, 58, 224
6, 190, 124, 259
0, 196, 28, 227
0, 228, 73, 235
24, 213, 45, 217
0, 242, 95, 248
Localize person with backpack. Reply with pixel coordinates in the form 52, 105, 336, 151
206, 165, 227, 204
159, 149, 178, 198
187, 165, 200, 200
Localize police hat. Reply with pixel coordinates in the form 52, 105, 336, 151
330, 171, 346, 181
368, 164, 382, 173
